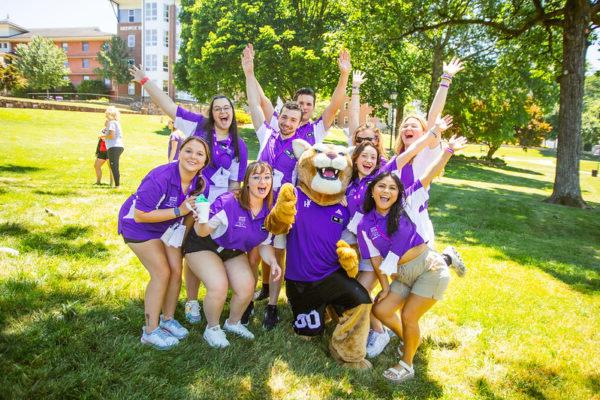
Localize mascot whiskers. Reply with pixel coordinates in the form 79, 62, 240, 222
265, 139, 372, 369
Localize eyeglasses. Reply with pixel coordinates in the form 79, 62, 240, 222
355, 136, 375, 144
212, 106, 232, 113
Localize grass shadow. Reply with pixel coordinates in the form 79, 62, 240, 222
444, 158, 552, 191
33, 190, 77, 197
153, 126, 170, 136
0, 222, 29, 236
431, 183, 600, 294
0, 164, 43, 173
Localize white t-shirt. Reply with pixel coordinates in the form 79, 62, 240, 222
105, 120, 124, 149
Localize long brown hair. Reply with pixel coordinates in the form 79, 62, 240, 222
352, 122, 387, 160
179, 136, 210, 195
203, 95, 241, 165
235, 161, 274, 211
351, 141, 381, 181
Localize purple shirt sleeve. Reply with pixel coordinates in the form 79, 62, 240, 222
236, 139, 248, 181
135, 173, 167, 212
175, 106, 205, 137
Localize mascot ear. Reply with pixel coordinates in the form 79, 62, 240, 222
292, 139, 312, 159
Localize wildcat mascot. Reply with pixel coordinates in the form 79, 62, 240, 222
265, 139, 372, 369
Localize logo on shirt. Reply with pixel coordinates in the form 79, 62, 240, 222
304, 199, 312, 208
369, 226, 380, 240
335, 209, 343, 215
235, 216, 247, 228
331, 216, 344, 224
164, 196, 179, 208
260, 224, 266, 231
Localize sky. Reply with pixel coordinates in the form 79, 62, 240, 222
1, 0, 600, 71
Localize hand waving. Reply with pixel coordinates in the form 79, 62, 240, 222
443, 57, 464, 78
241, 44, 255, 76
338, 48, 352, 75
129, 65, 145, 82
352, 70, 367, 87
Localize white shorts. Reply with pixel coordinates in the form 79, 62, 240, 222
273, 234, 286, 250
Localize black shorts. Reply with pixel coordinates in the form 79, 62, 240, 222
123, 236, 149, 244
96, 150, 108, 160
285, 269, 372, 336
183, 228, 244, 262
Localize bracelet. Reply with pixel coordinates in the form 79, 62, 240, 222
351, 85, 359, 90
140, 77, 149, 86
429, 128, 438, 139
351, 91, 359, 95
441, 73, 453, 81
440, 83, 450, 88
173, 207, 181, 217
445, 147, 454, 154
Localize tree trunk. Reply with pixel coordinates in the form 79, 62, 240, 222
546, 0, 589, 207
486, 143, 500, 159
429, 40, 444, 106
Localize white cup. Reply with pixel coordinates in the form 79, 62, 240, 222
196, 202, 210, 223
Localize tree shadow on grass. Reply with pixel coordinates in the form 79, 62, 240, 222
431, 183, 600, 294
33, 190, 77, 197
154, 126, 170, 136
0, 164, 43, 173
1, 223, 108, 260
444, 158, 552, 191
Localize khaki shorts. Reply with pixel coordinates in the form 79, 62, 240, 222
390, 248, 450, 301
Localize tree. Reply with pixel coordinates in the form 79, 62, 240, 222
95, 36, 131, 98
175, 0, 344, 102
390, 0, 600, 207
582, 73, 600, 148
14, 36, 69, 97
515, 97, 553, 149
0, 62, 26, 95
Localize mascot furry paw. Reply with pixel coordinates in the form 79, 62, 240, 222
267, 139, 372, 370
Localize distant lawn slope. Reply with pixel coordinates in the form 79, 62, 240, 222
1, 108, 599, 400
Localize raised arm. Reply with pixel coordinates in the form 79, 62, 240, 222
129, 65, 177, 119
348, 70, 367, 140
420, 135, 467, 189
395, 115, 452, 171
321, 48, 352, 130
242, 44, 265, 130
426, 58, 464, 145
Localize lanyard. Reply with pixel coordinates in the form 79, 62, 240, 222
212, 131, 233, 167
269, 131, 298, 164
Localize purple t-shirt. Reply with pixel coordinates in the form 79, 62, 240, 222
207, 192, 272, 252
175, 106, 248, 202
357, 182, 426, 260
256, 122, 303, 191
168, 132, 184, 161
345, 173, 378, 217
269, 112, 327, 146
118, 162, 200, 241
285, 188, 351, 282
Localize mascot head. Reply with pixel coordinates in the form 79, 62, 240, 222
292, 139, 352, 206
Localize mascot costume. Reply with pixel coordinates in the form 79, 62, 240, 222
265, 139, 372, 369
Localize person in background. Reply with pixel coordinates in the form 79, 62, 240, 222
94, 135, 109, 185
168, 119, 186, 162
99, 106, 124, 188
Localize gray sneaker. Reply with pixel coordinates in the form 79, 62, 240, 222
443, 246, 467, 277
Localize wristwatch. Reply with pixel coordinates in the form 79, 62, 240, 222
173, 207, 181, 217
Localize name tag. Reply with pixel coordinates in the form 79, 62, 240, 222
284, 148, 295, 159
331, 216, 344, 224
212, 167, 231, 187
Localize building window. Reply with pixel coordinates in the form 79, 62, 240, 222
145, 29, 157, 46
163, 55, 169, 72
82, 42, 89, 52
344, 102, 348, 110
82, 59, 90, 68
128, 82, 135, 95
163, 4, 169, 22
62, 42, 68, 51
128, 9, 135, 22
163, 30, 169, 48
83, 75, 90, 81
145, 54, 157, 71
1, 42, 9, 50
128, 34, 135, 48
145, 2, 157, 21
344, 116, 348, 125
128, 58, 135, 67
163, 80, 169, 92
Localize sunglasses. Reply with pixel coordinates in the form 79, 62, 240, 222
355, 136, 375, 144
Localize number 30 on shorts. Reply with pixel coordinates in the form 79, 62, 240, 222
294, 310, 322, 330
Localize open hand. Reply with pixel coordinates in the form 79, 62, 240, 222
270, 260, 282, 282
443, 57, 464, 78
446, 134, 468, 152
338, 48, 351, 75
241, 44, 255, 76
352, 70, 366, 87
433, 114, 453, 135
129, 65, 145, 82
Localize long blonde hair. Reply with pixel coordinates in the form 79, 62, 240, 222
105, 106, 121, 121
352, 122, 387, 160
394, 114, 427, 154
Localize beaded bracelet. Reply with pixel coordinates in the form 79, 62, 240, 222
440, 83, 450, 88
445, 147, 454, 154
140, 77, 149, 86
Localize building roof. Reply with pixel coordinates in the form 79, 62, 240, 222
0, 19, 28, 34
9, 27, 113, 41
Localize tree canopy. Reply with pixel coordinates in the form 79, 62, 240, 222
14, 36, 69, 95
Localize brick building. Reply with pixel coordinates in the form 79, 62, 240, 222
0, 19, 113, 86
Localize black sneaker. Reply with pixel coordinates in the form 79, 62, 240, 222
241, 301, 254, 326
263, 305, 280, 330
253, 284, 269, 301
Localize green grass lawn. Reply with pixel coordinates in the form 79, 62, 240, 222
1, 108, 599, 400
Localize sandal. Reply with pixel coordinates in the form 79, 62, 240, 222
383, 360, 415, 383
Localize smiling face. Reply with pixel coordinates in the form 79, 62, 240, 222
211, 97, 234, 132
355, 145, 378, 177
294, 141, 352, 197
295, 94, 315, 122
354, 128, 378, 146
178, 139, 208, 174
372, 175, 400, 214
248, 167, 272, 200
278, 106, 302, 137
400, 117, 426, 147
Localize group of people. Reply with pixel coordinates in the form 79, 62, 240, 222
117, 44, 467, 383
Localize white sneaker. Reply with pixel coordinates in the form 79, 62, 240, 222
141, 326, 179, 350
185, 300, 202, 324
443, 246, 467, 277
366, 329, 390, 358
223, 319, 255, 340
203, 325, 230, 348
159, 315, 189, 339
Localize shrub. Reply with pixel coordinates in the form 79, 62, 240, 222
235, 109, 252, 125
77, 79, 109, 95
